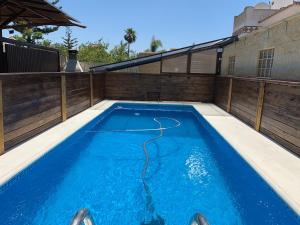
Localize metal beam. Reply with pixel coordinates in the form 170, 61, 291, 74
186, 52, 192, 74
215, 48, 223, 75
91, 36, 237, 72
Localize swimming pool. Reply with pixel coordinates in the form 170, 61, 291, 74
0, 103, 299, 225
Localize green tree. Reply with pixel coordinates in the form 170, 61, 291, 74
150, 36, 163, 52
51, 42, 68, 57
78, 40, 111, 64
124, 28, 137, 56
40, 39, 52, 47
13, 0, 61, 44
62, 28, 78, 50
110, 41, 129, 62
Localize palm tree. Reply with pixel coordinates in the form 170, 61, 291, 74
124, 28, 137, 56
150, 36, 163, 52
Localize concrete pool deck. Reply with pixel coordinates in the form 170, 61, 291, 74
0, 100, 299, 215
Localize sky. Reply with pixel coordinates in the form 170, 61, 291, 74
7, 0, 267, 52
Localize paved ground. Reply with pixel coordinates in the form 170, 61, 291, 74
0, 100, 299, 215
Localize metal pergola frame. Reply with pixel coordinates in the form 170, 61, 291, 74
91, 36, 238, 72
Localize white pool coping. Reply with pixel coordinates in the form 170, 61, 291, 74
0, 100, 299, 216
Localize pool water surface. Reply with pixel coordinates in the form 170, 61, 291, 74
0, 103, 299, 225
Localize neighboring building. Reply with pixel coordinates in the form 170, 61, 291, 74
233, 3, 277, 37
233, 1, 300, 37
260, 1, 300, 26
222, 2, 300, 81
271, 0, 294, 9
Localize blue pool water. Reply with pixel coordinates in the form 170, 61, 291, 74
0, 103, 299, 225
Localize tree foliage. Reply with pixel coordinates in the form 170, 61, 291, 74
51, 43, 68, 57
124, 28, 137, 56
62, 28, 78, 50
110, 41, 129, 62
77, 40, 111, 64
150, 36, 163, 52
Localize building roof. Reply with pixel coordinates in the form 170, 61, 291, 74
259, 1, 300, 24
0, 0, 85, 29
91, 36, 237, 72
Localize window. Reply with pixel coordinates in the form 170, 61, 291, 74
257, 48, 274, 77
228, 56, 235, 74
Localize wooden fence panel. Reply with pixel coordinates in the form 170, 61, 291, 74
66, 73, 90, 118
105, 73, 143, 100
104, 72, 215, 102
2, 74, 61, 148
260, 83, 300, 155
214, 76, 300, 156
140, 74, 162, 100
160, 74, 215, 102
214, 77, 230, 111
93, 73, 106, 104
5, 44, 59, 73
230, 79, 259, 127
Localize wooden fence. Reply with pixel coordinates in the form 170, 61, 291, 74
0, 72, 105, 153
0, 37, 60, 73
0, 72, 299, 158
0, 71, 213, 154
215, 76, 300, 156
105, 72, 215, 102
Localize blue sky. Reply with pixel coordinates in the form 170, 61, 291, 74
8, 0, 266, 52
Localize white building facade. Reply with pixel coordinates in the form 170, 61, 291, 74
223, 2, 300, 81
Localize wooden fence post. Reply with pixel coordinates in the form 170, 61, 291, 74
0, 80, 4, 155
255, 81, 266, 131
90, 72, 94, 107
61, 75, 67, 121
227, 78, 233, 112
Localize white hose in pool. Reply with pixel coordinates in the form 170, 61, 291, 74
141, 117, 179, 178
140, 117, 180, 225
88, 116, 181, 224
